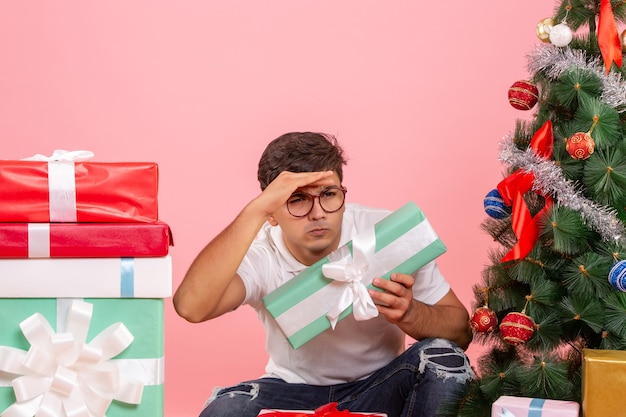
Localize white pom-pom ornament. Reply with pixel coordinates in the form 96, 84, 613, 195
549, 23, 573, 47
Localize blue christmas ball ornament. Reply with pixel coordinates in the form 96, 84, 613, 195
609, 260, 626, 291
484, 189, 510, 219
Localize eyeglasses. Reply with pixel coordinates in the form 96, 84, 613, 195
286, 186, 347, 217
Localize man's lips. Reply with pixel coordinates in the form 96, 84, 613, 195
307, 226, 329, 237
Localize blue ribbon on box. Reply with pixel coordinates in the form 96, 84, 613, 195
121, 257, 135, 297
529, 399, 545, 417
500, 398, 545, 417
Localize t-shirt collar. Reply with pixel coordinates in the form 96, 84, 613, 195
268, 225, 307, 273
267, 216, 355, 274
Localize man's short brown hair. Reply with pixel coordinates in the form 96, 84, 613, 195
257, 132, 347, 190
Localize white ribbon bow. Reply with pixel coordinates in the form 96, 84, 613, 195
0, 299, 144, 417
322, 228, 380, 328
21, 150, 94, 162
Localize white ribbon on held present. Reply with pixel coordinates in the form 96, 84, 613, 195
322, 228, 381, 328
21, 150, 95, 223
0, 299, 146, 417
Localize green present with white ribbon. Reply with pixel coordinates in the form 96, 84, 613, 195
263, 201, 447, 350
0, 298, 165, 417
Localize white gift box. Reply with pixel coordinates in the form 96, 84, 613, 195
0, 255, 172, 298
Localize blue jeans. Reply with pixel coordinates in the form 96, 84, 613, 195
199, 338, 473, 417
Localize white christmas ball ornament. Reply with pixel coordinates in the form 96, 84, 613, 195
549, 23, 573, 47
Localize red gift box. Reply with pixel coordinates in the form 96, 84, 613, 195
0, 221, 173, 258
0, 158, 158, 223
257, 402, 387, 417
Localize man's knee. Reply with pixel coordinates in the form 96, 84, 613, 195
200, 383, 261, 417
412, 338, 474, 384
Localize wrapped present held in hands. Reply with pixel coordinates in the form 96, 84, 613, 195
263, 201, 446, 349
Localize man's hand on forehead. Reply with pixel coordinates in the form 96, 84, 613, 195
284, 170, 336, 190
296, 181, 339, 194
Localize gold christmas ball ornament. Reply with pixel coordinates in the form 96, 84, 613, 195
621, 29, 626, 51
536, 17, 555, 43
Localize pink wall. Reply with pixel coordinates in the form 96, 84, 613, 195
1, 1, 552, 415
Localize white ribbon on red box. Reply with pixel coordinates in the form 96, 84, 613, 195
21, 150, 94, 222
27, 224, 51, 258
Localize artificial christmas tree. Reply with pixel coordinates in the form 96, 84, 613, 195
442, 1, 626, 416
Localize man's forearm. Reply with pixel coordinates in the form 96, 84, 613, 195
173, 203, 268, 322
399, 300, 473, 350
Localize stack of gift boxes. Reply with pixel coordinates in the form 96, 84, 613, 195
0, 151, 172, 417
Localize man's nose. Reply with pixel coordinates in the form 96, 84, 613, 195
308, 196, 326, 219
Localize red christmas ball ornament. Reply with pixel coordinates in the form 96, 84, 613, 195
566, 132, 595, 160
470, 306, 499, 333
499, 311, 535, 345
508, 80, 539, 110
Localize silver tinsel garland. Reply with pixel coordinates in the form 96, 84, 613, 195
496, 43, 626, 244
499, 135, 624, 243
526, 44, 626, 110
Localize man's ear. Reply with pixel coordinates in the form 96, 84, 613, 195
267, 215, 279, 226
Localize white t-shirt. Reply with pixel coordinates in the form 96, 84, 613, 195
237, 203, 450, 385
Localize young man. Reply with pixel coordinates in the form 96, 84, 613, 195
174, 132, 473, 417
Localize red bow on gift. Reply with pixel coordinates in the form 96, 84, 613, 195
598, 0, 623, 73
497, 120, 554, 264
313, 403, 352, 416
260, 402, 365, 416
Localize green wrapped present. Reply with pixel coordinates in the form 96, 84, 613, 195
263, 201, 446, 349
0, 298, 164, 417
